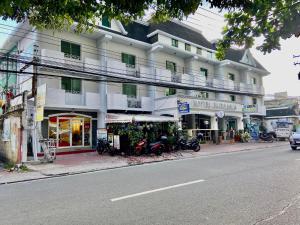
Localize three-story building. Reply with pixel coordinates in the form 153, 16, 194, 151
0, 19, 269, 152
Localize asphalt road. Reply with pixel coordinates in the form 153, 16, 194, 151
1, 144, 300, 225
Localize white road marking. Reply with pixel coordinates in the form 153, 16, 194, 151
111, 179, 205, 202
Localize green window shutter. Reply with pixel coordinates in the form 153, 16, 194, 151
166, 88, 176, 96
102, 15, 111, 27
61, 77, 71, 92
71, 78, 81, 93
200, 68, 208, 79
122, 53, 135, 68
71, 43, 80, 59
123, 84, 136, 97
61, 41, 70, 55
166, 61, 176, 73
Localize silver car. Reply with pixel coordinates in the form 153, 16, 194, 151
289, 132, 300, 150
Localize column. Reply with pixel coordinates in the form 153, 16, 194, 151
147, 51, 157, 99
185, 56, 198, 96
237, 117, 244, 131
96, 35, 112, 131
210, 116, 219, 144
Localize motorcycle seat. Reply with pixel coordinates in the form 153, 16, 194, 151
150, 142, 160, 147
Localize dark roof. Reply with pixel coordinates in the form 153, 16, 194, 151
101, 21, 267, 71
148, 21, 212, 49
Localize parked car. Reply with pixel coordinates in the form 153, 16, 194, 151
289, 132, 300, 150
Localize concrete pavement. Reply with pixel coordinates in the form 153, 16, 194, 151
0, 144, 299, 224
0, 141, 289, 184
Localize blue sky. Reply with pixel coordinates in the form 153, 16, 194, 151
0, 19, 16, 48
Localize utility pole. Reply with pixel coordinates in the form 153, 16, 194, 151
32, 44, 39, 161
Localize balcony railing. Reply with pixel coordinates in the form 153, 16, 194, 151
127, 98, 142, 108
107, 94, 152, 111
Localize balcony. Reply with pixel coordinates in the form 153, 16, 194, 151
46, 88, 100, 109
40, 49, 83, 69
107, 94, 153, 111
240, 83, 264, 95
106, 60, 144, 78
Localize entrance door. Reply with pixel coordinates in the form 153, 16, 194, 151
228, 119, 237, 131
72, 118, 83, 146
58, 118, 71, 147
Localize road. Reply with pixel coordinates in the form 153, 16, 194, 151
1, 144, 300, 225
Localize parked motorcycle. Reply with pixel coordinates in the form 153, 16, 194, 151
97, 138, 116, 156
259, 132, 276, 142
175, 133, 203, 152
135, 137, 165, 156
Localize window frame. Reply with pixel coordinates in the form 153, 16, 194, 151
185, 43, 191, 52
171, 39, 178, 47
102, 15, 111, 28
252, 98, 257, 105
166, 60, 177, 74
200, 68, 208, 80
61, 77, 81, 93
166, 88, 176, 96
196, 47, 202, 55
228, 73, 235, 81
122, 83, 137, 98
230, 95, 236, 102
252, 77, 257, 85
61, 40, 81, 60
121, 53, 136, 68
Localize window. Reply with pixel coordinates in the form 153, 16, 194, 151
61, 77, 81, 93
122, 53, 136, 68
61, 41, 81, 60
228, 73, 235, 81
230, 95, 236, 102
207, 50, 213, 58
166, 88, 176, 96
122, 84, 137, 98
102, 15, 111, 28
200, 68, 208, 80
196, 47, 202, 55
252, 77, 257, 85
252, 98, 257, 105
171, 39, 178, 47
166, 61, 176, 74
198, 91, 209, 99
185, 43, 191, 51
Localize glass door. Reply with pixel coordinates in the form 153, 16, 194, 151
71, 118, 83, 146
58, 118, 71, 147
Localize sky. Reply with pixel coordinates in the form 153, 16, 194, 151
0, 9, 299, 96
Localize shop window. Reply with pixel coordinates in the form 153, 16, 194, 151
252, 98, 257, 105
123, 83, 137, 98
229, 73, 235, 81
200, 68, 208, 80
102, 15, 111, 27
166, 61, 177, 74
61, 41, 81, 60
185, 43, 191, 51
122, 53, 136, 68
61, 77, 81, 93
197, 47, 202, 55
252, 77, 257, 85
166, 88, 176, 96
230, 95, 236, 102
171, 39, 178, 47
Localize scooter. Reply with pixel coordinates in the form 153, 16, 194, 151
97, 138, 116, 156
259, 132, 275, 142
135, 137, 165, 156
175, 133, 203, 152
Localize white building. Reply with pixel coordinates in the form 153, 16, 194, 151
0, 19, 269, 152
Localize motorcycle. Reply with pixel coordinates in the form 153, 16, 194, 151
97, 138, 116, 156
135, 136, 165, 156
175, 133, 203, 152
259, 132, 276, 142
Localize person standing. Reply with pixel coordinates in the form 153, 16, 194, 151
229, 127, 235, 144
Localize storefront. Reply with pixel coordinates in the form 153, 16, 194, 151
40, 111, 98, 151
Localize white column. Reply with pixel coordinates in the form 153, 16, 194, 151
185, 56, 198, 95
237, 117, 244, 131
210, 116, 218, 130
147, 51, 157, 99
96, 35, 112, 131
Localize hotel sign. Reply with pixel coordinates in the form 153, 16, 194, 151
179, 98, 243, 113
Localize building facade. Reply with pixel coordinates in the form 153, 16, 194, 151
0, 19, 269, 153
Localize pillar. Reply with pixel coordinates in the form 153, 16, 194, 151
237, 117, 244, 131
211, 116, 219, 144
96, 35, 112, 132
147, 51, 157, 99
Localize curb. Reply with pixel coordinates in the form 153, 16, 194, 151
0, 143, 288, 185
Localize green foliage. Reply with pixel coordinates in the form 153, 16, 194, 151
241, 132, 251, 143
217, 0, 300, 60
3, 162, 15, 170
0, 1, 246, 32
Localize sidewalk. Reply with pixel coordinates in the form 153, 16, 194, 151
0, 141, 289, 184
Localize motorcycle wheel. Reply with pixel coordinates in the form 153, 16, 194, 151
193, 145, 201, 152
135, 148, 143, 156
96, 146, 103, 155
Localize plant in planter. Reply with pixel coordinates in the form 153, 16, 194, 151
241, 132, 251, 143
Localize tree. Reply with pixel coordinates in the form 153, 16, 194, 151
216, 0, 300, 59
0, 0, 248, 32
1, 0, 299, 59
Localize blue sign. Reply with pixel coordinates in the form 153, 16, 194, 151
178, 101, 190, 114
